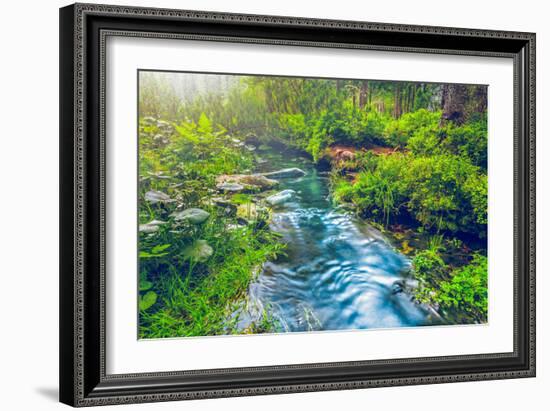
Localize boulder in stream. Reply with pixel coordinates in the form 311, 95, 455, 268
261, 167, 306, 179
171, 208, 210, 224
242, 175, 278, 189
266, 189, 296, 206
216, 174, 278, 191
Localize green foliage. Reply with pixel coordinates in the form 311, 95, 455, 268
139, 280, 153, 291
403, 154, 484, 233
169, 120, 253, 180
317, 102, 363, 142
412, 251, 488, 323
306, 134, 326, 163
277, 104, 391, 158
406, 128, 443, 156
384, 109, 441, 148
439, 254, 488, 322
332, 179, 355, 204
362, 110, 391, 142
139, 291, 158, 311
138, 112, 284, 338
334, 153, 406, 225
231, 193, 253, 205
139, 225, 284, 338
197, 112, 213, 134
412, 249, 448, 290
181, 240, 213, 263
139, 74, 486, 169
139, 72, 183, 120
443, 115, 488, 169
427, 234, 444, 253
277, 113, 308, 146
138, 72, 489, 331
139, 243, 171, 259
333, 152, 487, 235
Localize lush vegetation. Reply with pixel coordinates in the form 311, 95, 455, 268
138, 115, 284, 338
139, 72, 488, 334
332, 149, 487, 235
413, 249, 488, 323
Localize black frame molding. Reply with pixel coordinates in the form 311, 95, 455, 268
60, 3, 535, 407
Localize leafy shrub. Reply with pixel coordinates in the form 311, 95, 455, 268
277, 112, 336, 161
332, 179, 355, 204
438, 254, 488, 323
170, 116, 254, 181
403, 154, 483, 233
412, 249, 447, 281
300, 103, 361, 145
277, 113, 308, 148
411, 249, 448, 303
463, 172, 488, 227
277, 104, 390, 158
332, 152, 487, 235
384, 109, 441, 147
406, 128, 444, 156
443, 115, 488, 169
412, 250, 488, 323
349, 154, 407, 225
360, 110, 391, 144
306, 134, 327, 162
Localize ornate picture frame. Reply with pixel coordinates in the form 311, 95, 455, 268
59, 3, 535, 407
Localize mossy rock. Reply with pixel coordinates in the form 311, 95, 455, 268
144, 190, 173, 204
139, 224, 159, 234
139, 220, 166, 234
216, 181, 245, 192
171, 208, 210, 224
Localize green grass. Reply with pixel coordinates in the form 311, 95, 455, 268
139, 224, 283, 338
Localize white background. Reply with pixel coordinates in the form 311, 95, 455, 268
107, 37, 513, 374
0, 0, 546, 410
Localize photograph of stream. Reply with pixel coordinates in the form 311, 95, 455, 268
137, 70, 488, 339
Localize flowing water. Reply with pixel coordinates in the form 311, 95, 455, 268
240, 147, 439, 333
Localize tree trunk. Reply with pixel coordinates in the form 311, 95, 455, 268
441, 83, 468, 125
472, 85, 488, 114
359, 81, 369, 109
393, 83, 402, 118
411, 84, 418, 111
407, 84, 415, 112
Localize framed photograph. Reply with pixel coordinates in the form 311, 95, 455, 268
59, 3, 535, 407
